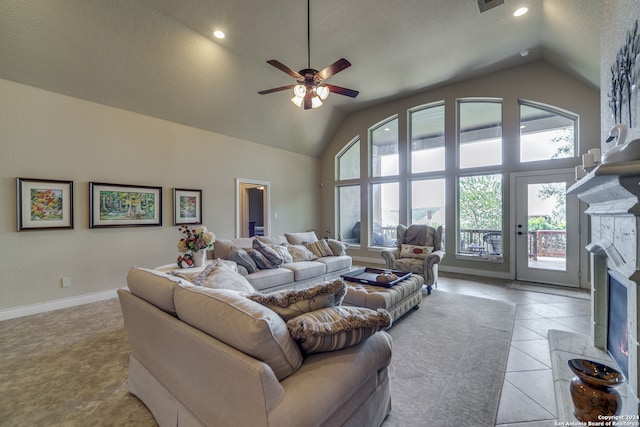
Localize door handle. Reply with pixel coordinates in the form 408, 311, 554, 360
517, 231, 523, 235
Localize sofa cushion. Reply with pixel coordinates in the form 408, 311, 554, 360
247, 279, 347, 321
253, 239, 284, 267
257, 235, 288, 245
281, 261, 326, 281
304, 240, 333, 258
174, 285, 303, 380
287, 244, 317, 262
285, 231, 318, 245
315, 255, 352, 273
127, 267, 188, 316
172, 261, 255, 293
400, 244, 434, 259
245, 268, 295, 291
287, 306, 392, 354
228, 246, 258, 273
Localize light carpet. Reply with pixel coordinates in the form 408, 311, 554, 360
0, 290, 515, 427
382, 290, 515, 427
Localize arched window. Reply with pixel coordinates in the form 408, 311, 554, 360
519, 100, 577, 163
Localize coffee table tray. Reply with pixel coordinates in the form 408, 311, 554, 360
341, 267, 411, 288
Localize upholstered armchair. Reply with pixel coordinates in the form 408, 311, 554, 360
380, 224, 445, 294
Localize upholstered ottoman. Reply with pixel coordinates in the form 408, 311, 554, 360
342, 274, 425, 321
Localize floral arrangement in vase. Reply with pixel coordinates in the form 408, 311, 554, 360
177, 225, 215, 268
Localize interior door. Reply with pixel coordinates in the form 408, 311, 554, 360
514, 172, 580, 287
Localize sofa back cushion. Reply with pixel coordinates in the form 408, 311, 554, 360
257, 235, 288, 245
214, 237, 255, 260
127, 267, 187, 316
174, 285, 303, 380
172, 260, 255, 293
285, 231, 318, 245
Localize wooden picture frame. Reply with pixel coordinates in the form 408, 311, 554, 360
173, 188, 202, 225
17, 178, 74, 230
90, 182, 162, 228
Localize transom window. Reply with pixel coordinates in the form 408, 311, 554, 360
370, 117, 398, 177
458, 100, 502, 169
410, 103, 445, 173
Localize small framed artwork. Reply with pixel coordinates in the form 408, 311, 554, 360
17, 178, 74, 230
90, 182, 162, 228
173, 188, 202, 225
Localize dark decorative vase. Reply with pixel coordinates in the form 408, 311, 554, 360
568, 359, 624, 422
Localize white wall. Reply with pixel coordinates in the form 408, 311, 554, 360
0, 79, 319, 314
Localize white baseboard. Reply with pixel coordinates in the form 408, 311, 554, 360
439, 265, 512, 280
350, 256, 385, 265
0, 289, 119, 321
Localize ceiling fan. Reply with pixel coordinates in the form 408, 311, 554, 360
258, 0, 359, 109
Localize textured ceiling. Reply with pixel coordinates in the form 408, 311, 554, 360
0, 0, 600, 157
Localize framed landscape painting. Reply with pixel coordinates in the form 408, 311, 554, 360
90, 182, 162, 228
173, 188, 202, 225
17, 178, 74, 230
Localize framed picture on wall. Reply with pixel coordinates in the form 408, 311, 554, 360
17, 178, 74, 230
173, 188, 202, 225
90, 182, 162, 228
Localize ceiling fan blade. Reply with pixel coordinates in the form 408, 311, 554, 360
325, 84, 359, 98
317, 58, 352, 81
266, 60, 302, 79
258, 84, 295, 95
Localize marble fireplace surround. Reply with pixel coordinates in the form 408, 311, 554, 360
559, 160, 640, 420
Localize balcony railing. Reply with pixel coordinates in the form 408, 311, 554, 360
460, 228, 566, 258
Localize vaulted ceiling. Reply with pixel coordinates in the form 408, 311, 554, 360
0, 0, 600, 157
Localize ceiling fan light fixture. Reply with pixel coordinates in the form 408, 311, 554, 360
311, 96, 323, 109
293, 84, 307, 97
291, 95, 304, 107
315, 85, 330, 100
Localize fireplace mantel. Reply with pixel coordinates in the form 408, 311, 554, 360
568, 160, 640, 214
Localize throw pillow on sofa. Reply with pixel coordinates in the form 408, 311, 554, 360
247, 279, 347, 321
246, 248, 278, 269
287, 306, 392, 354
269, 244, 294, 263
174, 285, 303, 380
304, 239, 333, 258
287, 244, 317, 262
228, 246, 259, 273
253, 238, 284, 267
172, 260, 255, 293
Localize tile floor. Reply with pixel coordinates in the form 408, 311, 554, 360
435, 272, 591, 427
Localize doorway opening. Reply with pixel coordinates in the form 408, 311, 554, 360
236, 178, 271, 238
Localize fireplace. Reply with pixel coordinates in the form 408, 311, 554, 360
608, 270, 629, 381
567, 161, 640, 415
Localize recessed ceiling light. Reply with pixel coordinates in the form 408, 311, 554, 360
520, 49, 530, 57
213, 30, 225, 39
514, 7, 528, 16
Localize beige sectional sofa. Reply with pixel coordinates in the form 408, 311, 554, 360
212, 232, 352, 292
119, 267, 393, 427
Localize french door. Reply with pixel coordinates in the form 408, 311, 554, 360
513, 172, 580, 287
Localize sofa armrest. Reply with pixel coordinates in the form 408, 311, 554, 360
380, 248, 399, 269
